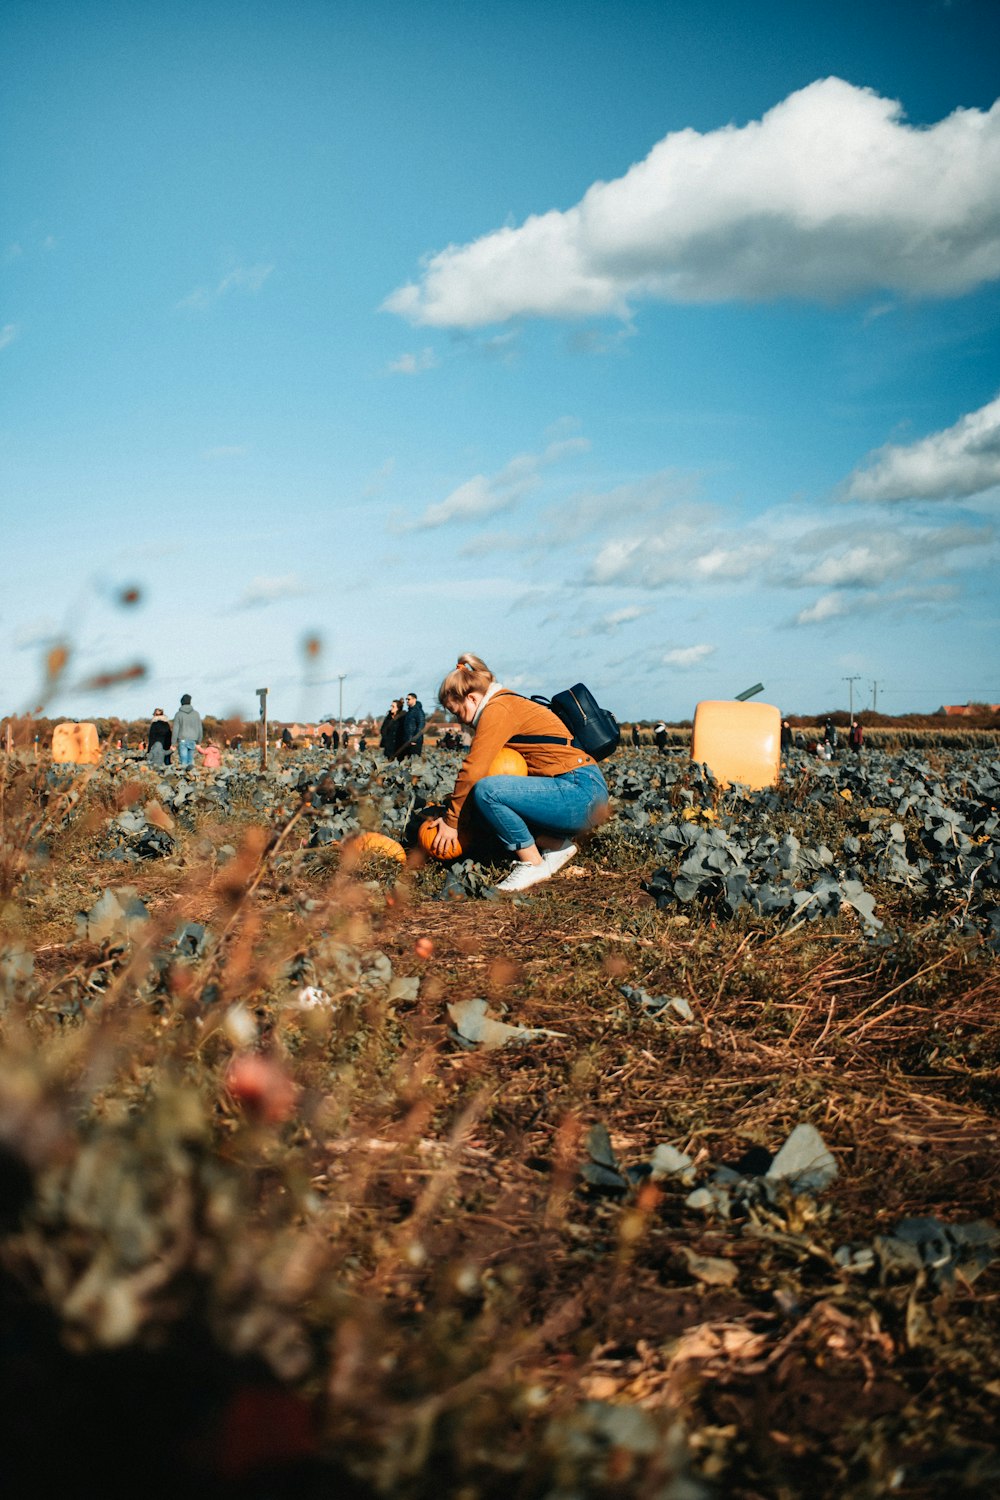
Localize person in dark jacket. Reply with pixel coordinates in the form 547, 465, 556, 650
630, 723, 641, 748
146, 708, 172, 766
653, 722, 668, 753
396, 692, 426, 759
379, 699, 403, 758
848, 719, 863, 756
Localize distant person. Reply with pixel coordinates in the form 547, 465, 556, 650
146, 707, 171, 767
823, 718, 838, 754
281, 726, 293, 747
848, 719, 863, 756
172, 694, 203, 769
630, 723, 641, 748
396, 691, 426, 759
653, 721, 668, 753
781, 719, 793, 753
380, 699, 403, 758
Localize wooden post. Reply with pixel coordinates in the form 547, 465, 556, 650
256, 687, 268, 772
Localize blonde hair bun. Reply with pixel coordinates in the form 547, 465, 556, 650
439, 652, 495, 709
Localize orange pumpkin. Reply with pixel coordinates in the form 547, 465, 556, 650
343, 831, 407, 865
486, 747, 528, 777
417, 818, 464, 861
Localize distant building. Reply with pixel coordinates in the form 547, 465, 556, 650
940, 703, 1000, 717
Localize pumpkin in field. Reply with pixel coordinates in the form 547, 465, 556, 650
417, 818, 464, 861
343, 831, 407, 865
486, 747, 527, 777
224, 1053, 298, 1123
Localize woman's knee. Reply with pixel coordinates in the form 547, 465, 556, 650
470, 778, 498, 815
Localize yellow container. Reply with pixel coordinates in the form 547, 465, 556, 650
51, 722, 102, 765
691, 700, 781, 789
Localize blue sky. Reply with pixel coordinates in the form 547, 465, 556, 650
3, 0, 999, 724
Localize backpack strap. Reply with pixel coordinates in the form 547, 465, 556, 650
509, 732, 573, 747
490, 691, 573, 746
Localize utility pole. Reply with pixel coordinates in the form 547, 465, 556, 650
870, 680, 882, 714
337, 673, 346, 747
843, 675, 861, 720
256, 687, 268, 772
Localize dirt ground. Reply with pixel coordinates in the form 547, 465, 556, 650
1, 748, 999, 1498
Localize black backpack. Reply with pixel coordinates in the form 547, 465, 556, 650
531, 683, 620, 762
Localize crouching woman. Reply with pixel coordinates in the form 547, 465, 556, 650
423, 653, 609, 893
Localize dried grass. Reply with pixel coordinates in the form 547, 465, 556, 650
0, 743, 998, 1498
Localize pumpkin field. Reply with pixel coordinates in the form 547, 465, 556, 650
1, 733, 999, 1499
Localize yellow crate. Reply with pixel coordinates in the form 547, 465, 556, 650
51, 722, 102, 765
691, 700, 781, 789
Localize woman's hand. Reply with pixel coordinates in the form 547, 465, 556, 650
426, 816, 461, 858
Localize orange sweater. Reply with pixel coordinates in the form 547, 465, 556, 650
445, 689, 599, 827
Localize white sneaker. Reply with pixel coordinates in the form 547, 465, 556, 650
495, 860, 553, 893
542, 842, 577, 875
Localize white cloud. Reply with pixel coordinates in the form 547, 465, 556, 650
584, 492, 991, 599
795, 591, 850, 625
566, 323, 637, 356
458, 531, 527, 558
845, 395, 1000, 502
603, 605, 647, 628
553, 472, 701, 541
473, 329, 521, 360
572, 603, 651, 638
387, 346, 439, 375
177, 263, 274, 311
236, 574, 308, 609
793, 522, 987, 587
664, 643, 716, 668
450, 328, 522, 363
0, 324, 19, 350
588, 519, 774, 588
794, 583, 958, 626
409, 436, 590, 530
384, 79, 1000, 328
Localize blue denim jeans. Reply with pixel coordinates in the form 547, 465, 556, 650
178, 738, 196, 768
470, 764, 609, 852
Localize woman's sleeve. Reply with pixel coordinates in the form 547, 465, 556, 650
444, 702, 514, 827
